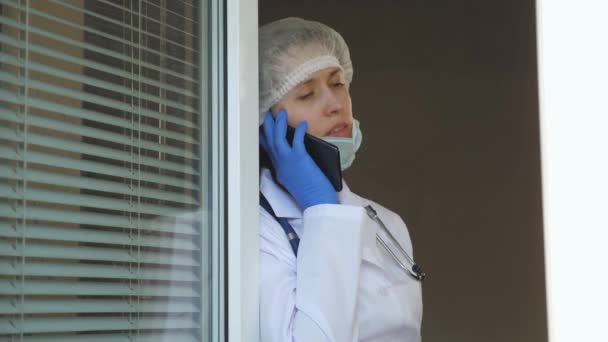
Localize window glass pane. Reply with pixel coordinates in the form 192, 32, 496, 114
0, 0, 219, 341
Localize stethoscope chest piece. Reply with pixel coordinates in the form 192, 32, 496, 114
364, 205, 426, 282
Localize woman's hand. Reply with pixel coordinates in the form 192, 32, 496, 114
260, 110, 338, 210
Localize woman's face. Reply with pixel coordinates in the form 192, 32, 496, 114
271, 67, 353, 138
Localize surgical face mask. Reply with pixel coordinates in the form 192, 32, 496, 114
321, 118, 363, 171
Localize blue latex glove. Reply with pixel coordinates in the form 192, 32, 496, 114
260, 110, 338, 210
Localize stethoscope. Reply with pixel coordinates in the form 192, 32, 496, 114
260, 193, 426, 281
364, 205, 426, 281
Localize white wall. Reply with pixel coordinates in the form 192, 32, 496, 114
536, 1, 608, 341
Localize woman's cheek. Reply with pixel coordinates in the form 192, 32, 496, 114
287, 106, 314, 125
306, 121, 329, 137
286, 110, 307, 127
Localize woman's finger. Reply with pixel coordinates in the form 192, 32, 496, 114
259, 132, 270, 153
259, 133, 277, 166
262, 112, 276, 156
293, 120, 308, 153
274, 109, 291, 156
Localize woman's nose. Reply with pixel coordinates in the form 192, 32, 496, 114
322, 88, 344, 116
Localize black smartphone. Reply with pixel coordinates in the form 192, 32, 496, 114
285, 125, 343, 191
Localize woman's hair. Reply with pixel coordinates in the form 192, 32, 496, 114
258, 17, 353, 124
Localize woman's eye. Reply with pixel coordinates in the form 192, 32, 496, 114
298, 92, 313, 100
333, 82, 345, 88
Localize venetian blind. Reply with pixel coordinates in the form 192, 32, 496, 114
0, 0, 211, 340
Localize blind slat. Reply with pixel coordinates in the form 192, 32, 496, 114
0, 147, 199, 190
0, 223, 199, 250
0, 205, 200, 235
8, 333, 200, 342
0, 316, 200, 334
139, 0, 198, 23
0, 128, 199, 175
0, 240, 199, 266
49, 0, 198, 40
0, 70, 200, 129
0, 184, 197, 217
0, 298, 199, 314
0, 127, 199, 175
0, 0, 199, 68
0, 52, 199, 113
0, 34, 198, 98
0, 90, 200, 144
0, 165, 200, 206
0, 15, 199, 84
0, 259, 199, 282
0, 108, 199, 160
0, 279, 200, 297
104, 0, 198, 25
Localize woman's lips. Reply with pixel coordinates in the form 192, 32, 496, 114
326, 124, 350, 137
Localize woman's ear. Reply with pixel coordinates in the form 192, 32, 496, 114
269, 105, 278, 116
270, 102, 286, 116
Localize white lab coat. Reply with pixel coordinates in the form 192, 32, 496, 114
259, 169, 423, 342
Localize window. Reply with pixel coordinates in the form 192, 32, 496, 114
0, 0, 224, 340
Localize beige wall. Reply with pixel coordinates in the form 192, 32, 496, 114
259, 1, 547, 341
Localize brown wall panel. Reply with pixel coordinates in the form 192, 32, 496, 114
259, 1, 547, 341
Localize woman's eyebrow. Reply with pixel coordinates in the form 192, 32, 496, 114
298, 68, 343, 88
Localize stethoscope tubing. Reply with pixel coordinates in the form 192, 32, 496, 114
260, 193, 425, 281
365, 205, 426, 281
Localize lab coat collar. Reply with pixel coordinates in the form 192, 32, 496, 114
260, 168, 356, 218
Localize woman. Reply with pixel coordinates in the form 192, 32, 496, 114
258, 17, 423, 342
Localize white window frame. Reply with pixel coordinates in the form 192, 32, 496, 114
225, 0, 259, 340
